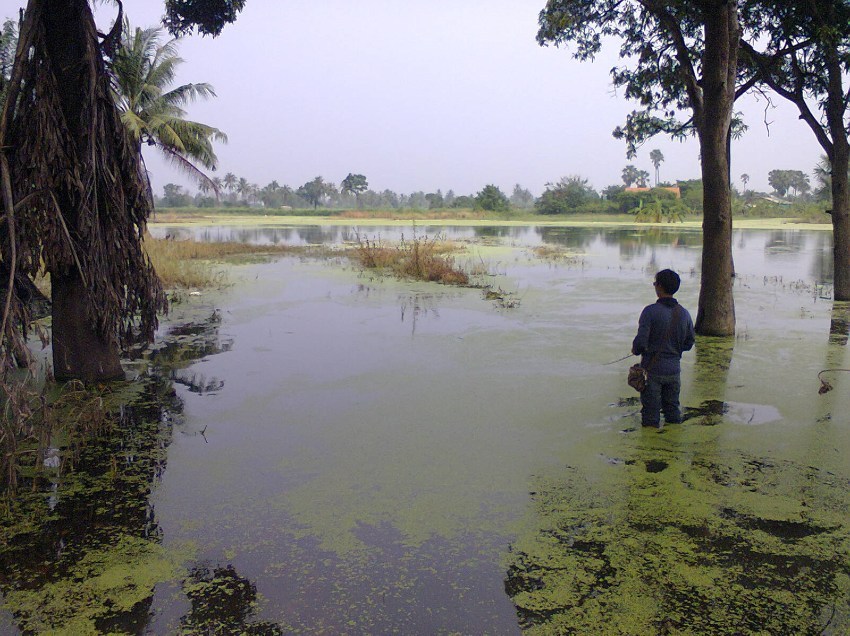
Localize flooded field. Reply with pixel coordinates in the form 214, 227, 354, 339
2, 224, 849, 634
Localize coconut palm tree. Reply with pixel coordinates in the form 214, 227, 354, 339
111, 20, 227, 192
237, 177, 251, 202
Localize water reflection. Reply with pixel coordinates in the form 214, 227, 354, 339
830, 302, 850, 346
149, 223, 834, 288
180, 564, 283, 635
399, 292, 441, 336
0, 310, 266, 633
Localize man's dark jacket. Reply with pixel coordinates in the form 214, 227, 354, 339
632, 297, 695, 376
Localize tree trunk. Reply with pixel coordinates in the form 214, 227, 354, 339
44, 0, 125, 381
52, 271, 124, 382
695, 2, 738, 336
831, 143, 850, 301
824, 40, 850, 301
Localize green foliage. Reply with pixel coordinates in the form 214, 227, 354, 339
448, 195, 472, 208
768, 169, 810, 198
111, 20, 227, 190
164, 0, 246, 37
162, 183, 193, 207
341, 173, 368, 198
425, 191, 444, 209
616, 187, 689, 221
535, 176, 600, 215
297, 176, 336, 209
678, 179, 704, 212
649, 149, 664, 185
621, 164, 649, 187
737, 198, 830, 222
538, 0, 703, 155
475, 184, 510, 212
510, 184, 535, 208
602, 184, 625, 200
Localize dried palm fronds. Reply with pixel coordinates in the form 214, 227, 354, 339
0, 0, 166, 370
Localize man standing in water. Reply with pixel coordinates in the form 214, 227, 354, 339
632, 269, 696, 428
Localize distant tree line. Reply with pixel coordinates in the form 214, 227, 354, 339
157, 154, 830, 221
157, 172, 538, 213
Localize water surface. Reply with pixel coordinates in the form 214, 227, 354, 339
2, 224, 848, 633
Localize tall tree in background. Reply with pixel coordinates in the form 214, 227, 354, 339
112, 20, 227, 192
475, 184, 510, 212
649, 149, 665, 185
740, 0, 850, 300
622, 164, 640, 187
297, 176, 333, 209
341, 173, 368, 207
538, 0, 743, 336
0, 0, 243, 381
223, 171, 237, 193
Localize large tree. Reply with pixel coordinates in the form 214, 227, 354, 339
740, 0, 850, 300
0, 0, 243, 381
297, 176, 334, 209
539, 0, 744, 336
340, 173, 368, 207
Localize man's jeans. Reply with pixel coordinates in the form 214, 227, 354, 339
641, 373, 681, 427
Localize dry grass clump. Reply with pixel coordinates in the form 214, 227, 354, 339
352, 233, 470, 285
144, 236, 300, 288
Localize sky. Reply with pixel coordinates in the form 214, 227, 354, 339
5, 0, 826, 198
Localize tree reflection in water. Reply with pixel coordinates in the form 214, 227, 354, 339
0, 310, 275, 634
181, 564, 282, 635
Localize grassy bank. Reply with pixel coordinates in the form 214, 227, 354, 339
143, 235, 308, 288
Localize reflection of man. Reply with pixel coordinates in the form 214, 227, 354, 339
632, 269, 695, 428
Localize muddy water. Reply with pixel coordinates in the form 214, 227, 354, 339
2, 225, 849, 634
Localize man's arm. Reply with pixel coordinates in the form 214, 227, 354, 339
632, 307, 652, 355
683, 313, 695, 352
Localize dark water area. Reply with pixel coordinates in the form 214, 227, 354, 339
2, 224, 849, 634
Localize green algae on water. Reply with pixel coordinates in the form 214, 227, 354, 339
2, 536, 184, 635
506, 437, 850, 634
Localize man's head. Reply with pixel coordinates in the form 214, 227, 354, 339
654, 269, 681, 296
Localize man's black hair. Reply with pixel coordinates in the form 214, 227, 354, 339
655, 269, 681, 295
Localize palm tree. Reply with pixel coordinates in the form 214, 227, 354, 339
649, 149, 664, 186
111, 21, 227, 192
237, 177, 251, 202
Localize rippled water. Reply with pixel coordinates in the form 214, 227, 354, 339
2, 224, 848, 634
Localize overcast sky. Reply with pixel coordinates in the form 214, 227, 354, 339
7, 0, 825, 197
